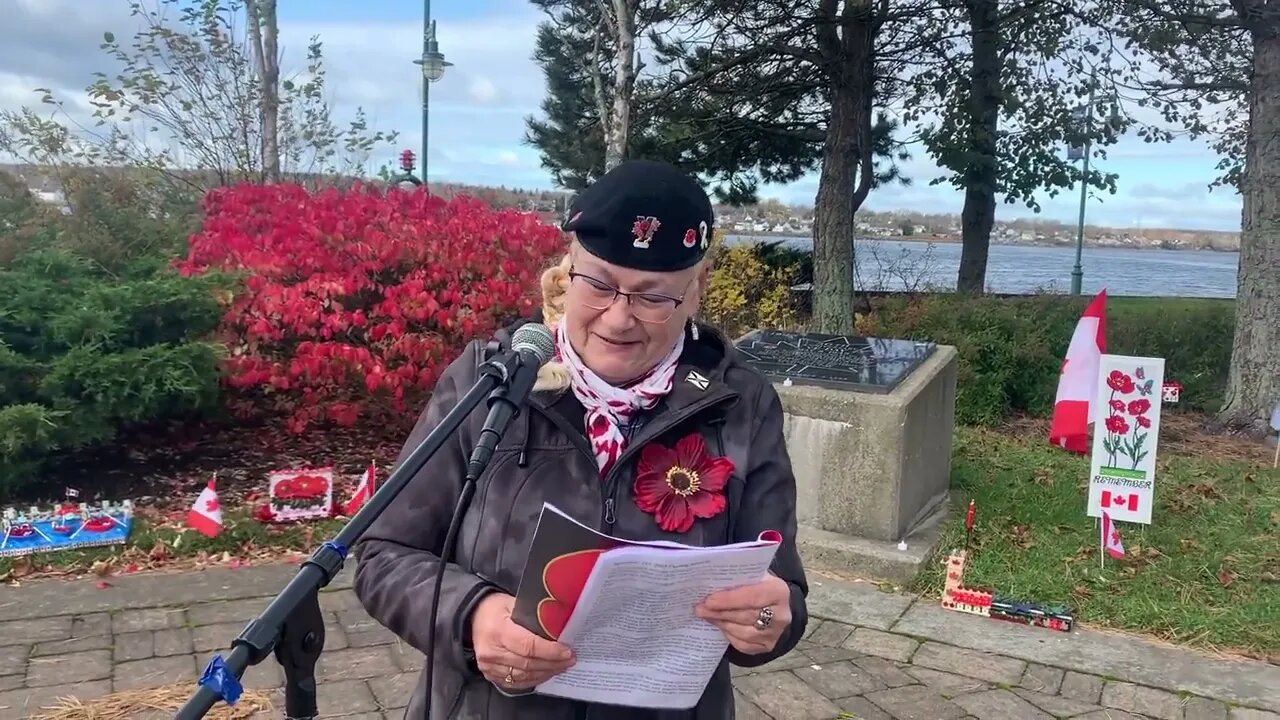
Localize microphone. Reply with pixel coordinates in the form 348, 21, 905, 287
467, 322, 556, 479
422, 321, 554, 715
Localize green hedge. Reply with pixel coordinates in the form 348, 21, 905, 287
858, 294, 1234, 425
0, 171, 227, 498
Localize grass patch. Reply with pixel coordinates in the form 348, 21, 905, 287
0, 509, 347, 581
913, 427, 1280, 657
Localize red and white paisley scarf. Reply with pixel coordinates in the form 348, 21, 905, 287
554, 319, 684, 477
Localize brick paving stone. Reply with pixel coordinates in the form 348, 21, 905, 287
1060, 670, 1105, 704
32, 635, 112, 656
186, 597, 269, 626
112, 654, 199, 691
0, 644, 27, 667
910, 642, 1025, 685
836, 695, 895, 720
1019, 663, 1065, 694
113, 629, 153, 662
316, 646, 400, 683
843, 627, 919, 663
852, 655, 917, 688
734, 671, 843, 719
802, 644, 860, 664
1013, 687, 1104, 717
314, 678, 380, 715
1183, 696, 1230, 720
0, 676, 22, 691
906, 667, 991, 695
805, 619, 855, 647
1073, 711, 1149, 720
952, 689, 1054, 719
1230, 709, 1280, 720
71, 613, 111, 637
154, 627, 193, 656
112, 607, 185, 633
0, 616, 71, 644
0, 679, 112, 716
1102, 681, 1185, 720
368, 671, 416, 710
864, 684, 968, 719
734, 689, 773, 720
792, 660, 888, 699
25, 649, 112, 687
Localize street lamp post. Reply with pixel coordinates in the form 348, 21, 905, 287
413, 0, 451, 185
1070, 74, 1096, 297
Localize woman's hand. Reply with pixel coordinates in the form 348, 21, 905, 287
469, 593, 576, 690
695, 574, 792, 655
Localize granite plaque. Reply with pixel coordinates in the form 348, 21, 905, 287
734, 329, 936, 394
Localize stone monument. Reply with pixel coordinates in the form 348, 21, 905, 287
735, 329, 959, 584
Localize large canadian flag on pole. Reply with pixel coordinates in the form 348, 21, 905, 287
1049, 289, 1108, 454
186, 475, 223, 538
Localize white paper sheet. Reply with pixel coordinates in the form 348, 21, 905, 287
533, 540, 779, 709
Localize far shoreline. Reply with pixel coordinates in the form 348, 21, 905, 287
725, 232, 1242, 254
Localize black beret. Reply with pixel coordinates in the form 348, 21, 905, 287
562, 159, 714, 272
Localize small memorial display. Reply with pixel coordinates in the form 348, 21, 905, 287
735, 329, 936, 394
0, 498, 134, 558
267, 467, 334, 522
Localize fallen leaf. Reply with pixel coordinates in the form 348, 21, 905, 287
95, 580, 112, 590
1071, 585, 1092, 600
1216, 566, 1235, 588
1269, 511, 1279, 526
1180, 538, 1200, 551
1032, 468, 1054, 486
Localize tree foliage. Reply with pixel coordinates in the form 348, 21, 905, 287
0, 0, 396, 190
903, 0, 1128, 292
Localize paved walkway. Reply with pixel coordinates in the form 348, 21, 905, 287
0, 564, 1275, 719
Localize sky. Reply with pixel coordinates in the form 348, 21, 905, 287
0, 0, 1246, 232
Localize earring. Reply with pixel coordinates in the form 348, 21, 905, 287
689, 319, 700, 341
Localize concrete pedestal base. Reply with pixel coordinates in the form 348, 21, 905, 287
777, 345, 959, 584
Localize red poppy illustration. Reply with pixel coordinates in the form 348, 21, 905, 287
1105, 414, 1130, 435
633, 433, 733, 533
1127, 398, 1151, 416
536, 549, 606, 639
1107, 370, 1135, 394
1136, 415, 1151, 429
1109, 399, 1125, 412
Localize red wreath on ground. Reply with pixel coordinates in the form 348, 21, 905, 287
633, 433, 733, 533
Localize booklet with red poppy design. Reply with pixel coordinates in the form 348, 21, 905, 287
512, 503, 784, 709
512, 504, 626, 641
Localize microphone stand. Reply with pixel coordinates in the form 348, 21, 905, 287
174, 347, 530, 720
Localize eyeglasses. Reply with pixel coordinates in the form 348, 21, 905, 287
567, 267, 688, 324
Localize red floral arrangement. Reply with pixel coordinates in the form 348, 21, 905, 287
176, 182, 565, 433
633, 433, 733, 533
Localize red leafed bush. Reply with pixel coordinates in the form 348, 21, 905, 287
177, 182, 565, 433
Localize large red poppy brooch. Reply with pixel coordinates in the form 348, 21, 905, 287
633, 433, 733, 533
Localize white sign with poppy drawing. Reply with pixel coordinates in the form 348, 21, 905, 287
1086, 355, 1165, 525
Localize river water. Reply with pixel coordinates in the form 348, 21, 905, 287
723, 235, 1240, 299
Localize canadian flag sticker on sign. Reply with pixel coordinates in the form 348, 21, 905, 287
1100, 490, 1139, 512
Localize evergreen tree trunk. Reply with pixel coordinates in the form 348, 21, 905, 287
1218, 20, 1280, 430
955, 0, 1000, 295
811, 0, 876, 336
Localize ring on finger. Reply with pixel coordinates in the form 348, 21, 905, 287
754, 605, 774, 630
503, 666, 515, 685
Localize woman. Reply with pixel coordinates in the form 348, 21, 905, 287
355, 159, 809, 719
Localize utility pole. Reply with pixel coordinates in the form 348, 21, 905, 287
413, 0, 451, 184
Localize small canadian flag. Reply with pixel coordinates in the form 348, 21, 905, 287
344, 462, 376, 516
187, 476, 223, 538
1101, 510, 1125, 560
